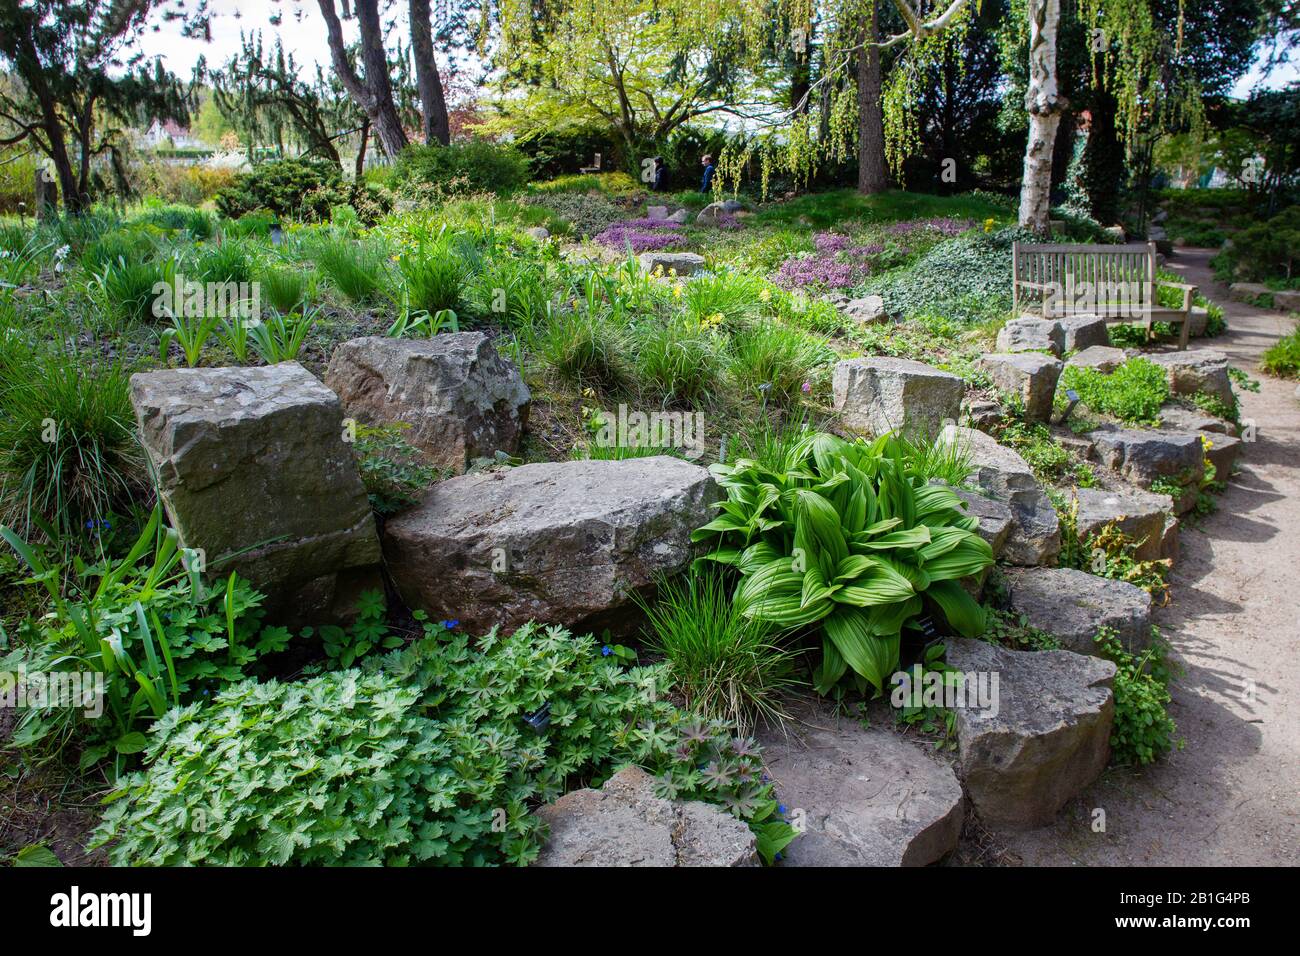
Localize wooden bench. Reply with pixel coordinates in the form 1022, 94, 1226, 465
1012, 240, 1198, 350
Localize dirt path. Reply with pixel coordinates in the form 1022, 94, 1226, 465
997, 247, 1300, 866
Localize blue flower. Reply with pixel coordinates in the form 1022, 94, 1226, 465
441, 619, 459, 630
601, 645, 613, 657
774, 852, 783, 862
778, 804, 787, 815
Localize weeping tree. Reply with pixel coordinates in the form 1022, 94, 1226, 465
210, 32, 363, 169
0, 0, 195, 213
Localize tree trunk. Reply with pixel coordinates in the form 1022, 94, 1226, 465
409, 0, 451, 146
355, 117, 370, 179
857, 5, 887, 194
1018, 0, 1066, 233
317, 0, 409, 158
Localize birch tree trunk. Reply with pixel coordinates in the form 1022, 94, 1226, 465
1018, 0, 1066, 233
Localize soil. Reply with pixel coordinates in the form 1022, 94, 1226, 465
984, 247, 1300, 865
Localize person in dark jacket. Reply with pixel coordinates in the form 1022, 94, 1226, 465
652, 157, 667, 191
700, 154, 715, 193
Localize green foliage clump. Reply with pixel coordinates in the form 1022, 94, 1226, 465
90, 621, 796, 866
215, 157, 342, 221
516, 190, 626, 238
312, 236, 391, 302
633, 319, 724, 405
861, 226, 1036, 324
725, 322, 830, 405
1262, 322, 1300, 378
1055, 498, 1171, 603
351, 422, 445, 515
1211, 204, 1300, 283
0, 349, 143, 540
636, 569, 801, 732
1060, 357, 1169, 425
393, 141, 531, 197
1095, 626, 1178, 767
694, 432, 994, 695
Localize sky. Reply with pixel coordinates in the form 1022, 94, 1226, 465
138, 0, 1297, 96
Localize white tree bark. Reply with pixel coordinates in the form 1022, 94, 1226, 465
1018, 0, 1066, 234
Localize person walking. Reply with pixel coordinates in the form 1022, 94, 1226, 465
652, 157, 667, 192
700, 153, 716, 193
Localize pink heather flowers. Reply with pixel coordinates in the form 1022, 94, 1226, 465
777, 232, 884, 289
595, 219, 685, 253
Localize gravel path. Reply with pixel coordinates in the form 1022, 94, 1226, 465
996, 247, 1300, 866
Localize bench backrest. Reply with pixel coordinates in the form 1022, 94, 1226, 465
1013, 241, 1159, 318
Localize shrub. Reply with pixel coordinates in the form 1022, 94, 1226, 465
1262, 322, 1300, 378
91, 621, 797, 866
214, 157, 342, 221
1060, 357, 1169, 425
0, 349, 143, 540
516, 190, 625, 238
862, 226, 1037, 323
392, 141, 530, 197
636, 570, 801, 732
693, 432, 995, 694
131, 204, 214, 240
1211, 204, 1300, 283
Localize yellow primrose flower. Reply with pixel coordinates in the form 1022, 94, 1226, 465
983, 218, 996, 233
673, 284, 683, 298
582, 387, 596, 398
759, 288, 772, 303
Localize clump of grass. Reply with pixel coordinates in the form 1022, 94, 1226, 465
1060, 357, 1169, 425
682, 271, 764, 325
1262, 322, 1300, 378
314, 236, 390, 302
633, 320, 724, 406
93, 256, 168, 326
726, 322, 830, 404
0, 348, 144, 542
398, 239, 467, 316
637, 569, 801, 732
535, 306, 630, 389
258, 265, 309, 314
194, 236, 255, 285
895, 430, 974, 487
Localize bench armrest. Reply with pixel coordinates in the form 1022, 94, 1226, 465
1156, 280, 1198, 311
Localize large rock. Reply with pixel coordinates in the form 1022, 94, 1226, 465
832, 357, 964, 438
695, 201, 737, 224
1091, 427, 1205, 512
638, 250, 707, 276
1148, 349, 1234, 407
950, 488, 1013, 558
759, 712, 963, 866
131, 364, 380, 624
1057, 313, 1110, 352
1004, 566, 1152, 656
382, 457, 717, 633
1158, 403, 1236, 436
1069, 486, 1175, 561
998, 317, 1064, 356
939, 425, 1060, 566
1066, 345, 1128, 374
324, 333, 530, 473
978, 352, 1063, 422
1274, 289, 1300, 313
534, 767, 757, 867
823, 292, 887, 325
946, 638, 1116, 829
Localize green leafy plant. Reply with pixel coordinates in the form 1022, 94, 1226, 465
635, 569, 802, 732
633, 318, 724, 406
247, 308, 315, 364
1055, 497, 1171, 603
396, 234, 468, 316
90, 621, 795, 866
1095, 626, 1177, 766
314, 237, 390, 302
1261, 322, 1300, 378
1060, 357, 1169, 425
306, 591, 401, 669
350, 422, 444, 515
693, 431, 994, 694
158, 309, 219, 368
92, 256, 167, 327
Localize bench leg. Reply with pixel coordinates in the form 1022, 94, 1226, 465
1178, 313, 1190, 350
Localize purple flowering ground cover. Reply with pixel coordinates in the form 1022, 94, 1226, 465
595, 218, 686, 253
